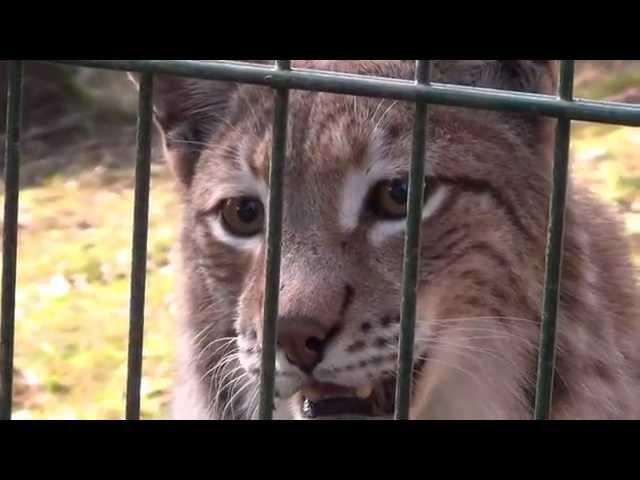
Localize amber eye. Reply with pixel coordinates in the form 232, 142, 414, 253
220, 197, 264, 236
371, 178, 409, 219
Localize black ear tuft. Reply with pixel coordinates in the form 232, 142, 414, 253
127, 70, 238, 188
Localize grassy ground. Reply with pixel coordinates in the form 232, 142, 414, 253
9, 164, 178, 419
3, 62, 640, 419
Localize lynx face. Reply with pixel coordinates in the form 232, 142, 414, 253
143, 61, 640, 420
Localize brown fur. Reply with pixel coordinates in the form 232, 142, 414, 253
137, 61, 640, 419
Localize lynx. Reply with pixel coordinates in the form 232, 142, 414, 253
133, 60, 640, 419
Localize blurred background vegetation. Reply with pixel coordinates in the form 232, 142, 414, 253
0, 61, 639, 419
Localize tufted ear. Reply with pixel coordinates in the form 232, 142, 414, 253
433, 60, 558, 149
128, 61, 276, 188
433, 60, 558, 95
128, 70, 240, 189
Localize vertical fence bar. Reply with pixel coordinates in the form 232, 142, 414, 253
259, 60, 290, 420
394, 61, 431, 420
125, 72, 154, 420
534, 60, 575, 420
0, 61, 23, 420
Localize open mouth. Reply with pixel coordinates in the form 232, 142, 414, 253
298, 377, 396, 420
295, 358, 427, 419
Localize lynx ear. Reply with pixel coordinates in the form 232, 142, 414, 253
433, 60, 558, 95
127, 71, 238, 188
433, 60, 558, 149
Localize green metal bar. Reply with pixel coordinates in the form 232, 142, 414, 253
13, 59, 627, 422
534, 61, 575, 420
258, 60, 290, 420
125, 72, 154, 420
0, 61, 23, 420
42, 60, 640, 127
394, 61, 430, 420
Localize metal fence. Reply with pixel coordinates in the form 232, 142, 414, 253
2, 60, 640, 421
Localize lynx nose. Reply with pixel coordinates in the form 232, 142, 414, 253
277, 317, 338, 374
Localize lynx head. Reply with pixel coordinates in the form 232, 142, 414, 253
137, 60, 557, 419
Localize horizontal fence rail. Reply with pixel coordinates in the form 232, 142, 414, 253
40, 60, 640, 126
2, 59, 639, 420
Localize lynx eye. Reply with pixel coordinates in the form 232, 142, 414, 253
220, 197, 264, 237
370, 177, 434, 220
371, 178, 409, 219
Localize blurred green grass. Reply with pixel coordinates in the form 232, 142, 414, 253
3, 62, 640, 419
7, 165, 179, 419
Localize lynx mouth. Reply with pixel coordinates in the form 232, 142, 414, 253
295, 358, 427, 419
298, 378, 396, 420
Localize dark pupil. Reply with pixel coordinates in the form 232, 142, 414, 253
389, 179, 408, 205
237, 199, 259, 223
